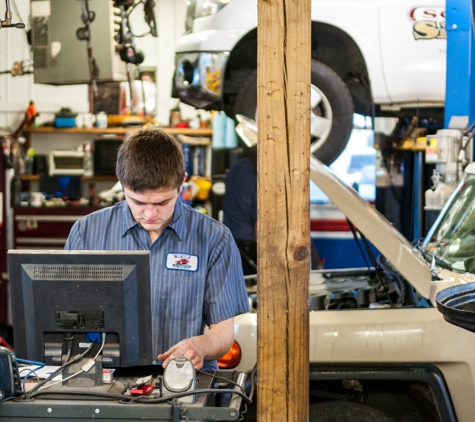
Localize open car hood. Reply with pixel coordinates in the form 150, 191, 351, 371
310, 156, 431, 298
234, 114, 432, 298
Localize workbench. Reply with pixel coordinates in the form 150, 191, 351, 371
0, 367, 248, 421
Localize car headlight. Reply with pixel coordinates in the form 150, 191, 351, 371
185, 0, 233, 31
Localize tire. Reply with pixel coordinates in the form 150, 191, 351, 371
233, 59, 354, 165
309, 400, 396, 422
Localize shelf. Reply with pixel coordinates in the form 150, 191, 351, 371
22, 126, 213, 137
20, 174, 117, 182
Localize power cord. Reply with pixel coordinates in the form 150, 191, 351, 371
15, 358, 45, 393
29, 387, 253, 404
196, 369, 247, 393
35, 333, 107, 392
25, 342, 94, 399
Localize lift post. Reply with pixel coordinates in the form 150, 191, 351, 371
444, 0, 475, 150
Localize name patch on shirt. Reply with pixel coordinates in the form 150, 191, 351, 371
166, 253, 198, 272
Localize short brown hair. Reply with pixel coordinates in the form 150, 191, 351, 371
116, 128, 185, 192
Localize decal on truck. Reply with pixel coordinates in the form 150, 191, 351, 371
408, 6, 446, 40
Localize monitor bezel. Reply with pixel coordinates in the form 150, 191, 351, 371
8, 249, 153, 368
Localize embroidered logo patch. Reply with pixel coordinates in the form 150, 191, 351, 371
166, 253, 198, 272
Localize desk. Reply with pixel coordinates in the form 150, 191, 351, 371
0, 368, 247, 421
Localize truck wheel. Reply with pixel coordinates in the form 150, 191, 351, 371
232, 59, 354, 165
310, 400, 395, 421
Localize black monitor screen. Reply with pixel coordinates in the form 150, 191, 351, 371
7, 250, 152, 368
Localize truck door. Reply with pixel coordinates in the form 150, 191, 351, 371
379, 1, 446, 106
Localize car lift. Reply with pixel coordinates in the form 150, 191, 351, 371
445, 0, 475, 134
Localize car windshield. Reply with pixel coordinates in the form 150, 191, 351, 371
422, 170, 475, 273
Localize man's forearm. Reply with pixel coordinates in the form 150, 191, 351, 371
198, 317, 235, 360
157, 317, 235, 369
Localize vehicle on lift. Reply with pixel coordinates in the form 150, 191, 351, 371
226, 117, 475, 421
173, 0, 446, 164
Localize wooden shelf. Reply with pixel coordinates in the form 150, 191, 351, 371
22, 126, 213, 137
21, 174, 117, 182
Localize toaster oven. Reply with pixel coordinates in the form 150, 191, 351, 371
49, 150, 85, 176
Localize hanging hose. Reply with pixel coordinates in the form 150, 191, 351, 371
76, 0, 100, 98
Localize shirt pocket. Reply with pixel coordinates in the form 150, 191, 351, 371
160, 272, 204, 321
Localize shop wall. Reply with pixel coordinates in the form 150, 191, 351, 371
0, 0, 188, 130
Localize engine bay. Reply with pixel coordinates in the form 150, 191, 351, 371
246, 255, 427, 311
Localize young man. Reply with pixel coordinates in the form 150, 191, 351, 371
65, 128, 249, 371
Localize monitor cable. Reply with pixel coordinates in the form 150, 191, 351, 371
25, 342, 94, 399
36, 333, 107, 392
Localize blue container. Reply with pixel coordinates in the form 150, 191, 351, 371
54, 117, 76, 128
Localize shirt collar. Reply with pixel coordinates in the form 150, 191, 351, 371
167, 198, 186, 241
120, 200, 140, 237
119, 198, 186, 240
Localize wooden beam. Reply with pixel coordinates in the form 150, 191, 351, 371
257, 0, 311, 421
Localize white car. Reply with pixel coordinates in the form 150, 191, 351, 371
174, 0, 446, 164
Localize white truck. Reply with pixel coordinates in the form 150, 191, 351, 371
173, 0, 446, 164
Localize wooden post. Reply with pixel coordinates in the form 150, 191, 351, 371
257, 0, 311, 421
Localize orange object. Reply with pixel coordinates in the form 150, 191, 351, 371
217, 340, 241, 369
25, 101, 37, 127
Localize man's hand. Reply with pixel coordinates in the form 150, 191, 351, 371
158, 337, 204, 369
158, 317, 234, 369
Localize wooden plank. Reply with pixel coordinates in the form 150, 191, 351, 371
257, 0, 311, 421
22, 127, 213, 137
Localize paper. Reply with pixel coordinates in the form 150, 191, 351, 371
18, 365, 62, 381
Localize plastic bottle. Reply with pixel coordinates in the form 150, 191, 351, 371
212, 111, 226, 148
225, 116, 238, 148
83, 142, 93, 176
96, 112, 108, 128
25, 148, 35, 175
169, 101, 182, 127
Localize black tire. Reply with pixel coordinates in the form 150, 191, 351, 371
309, 400, 396, 422
233, 59, 354, 165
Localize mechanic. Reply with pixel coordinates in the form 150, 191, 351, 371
223, 145, 321, 275
65, 128, 250, 371
223, 145, 258, 276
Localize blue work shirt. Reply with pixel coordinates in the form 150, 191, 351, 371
223, 156, 257, 242
64, 199, 249, 371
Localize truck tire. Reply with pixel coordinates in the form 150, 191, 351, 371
309, 400, 396, 421
233, 59, 354, 165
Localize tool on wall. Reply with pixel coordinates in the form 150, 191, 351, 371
76, 0, 100, 98
0, 0, 24, 29
113, 0, 157, 115
0, 61, 33, 76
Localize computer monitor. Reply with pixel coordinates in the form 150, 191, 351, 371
8, 250, 153, 368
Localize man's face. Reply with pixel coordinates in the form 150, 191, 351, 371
123, 186, 181, 235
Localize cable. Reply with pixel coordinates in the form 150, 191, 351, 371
196, 369, 246, 393
29, 387, 253, 404
39, 369, 85, 390
64, 333, 74, 363
15, 358, 45, 367
32, 333, 107, 393
463, 120, 475, 135
16, 359, 46, 393
248, 363, 257, 402
93, 332, 107, 361
126, 0, 157, 38
25, 342, 94, 399
346, 218, 371, 271
19, 368, 40, 393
